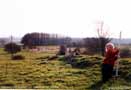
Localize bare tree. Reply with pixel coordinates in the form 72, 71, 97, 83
84, 21, 111, 55
96, 21, 111, 56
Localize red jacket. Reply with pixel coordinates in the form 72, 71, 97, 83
103, 48, 119, 66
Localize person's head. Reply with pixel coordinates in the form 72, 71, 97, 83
105, 43, 115, 52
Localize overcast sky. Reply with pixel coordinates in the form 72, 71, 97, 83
0, 0, 131, 38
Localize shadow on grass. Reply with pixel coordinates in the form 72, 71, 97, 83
59, 55, 101, 69
87, 81, 103, 90
0, 52, 7, 55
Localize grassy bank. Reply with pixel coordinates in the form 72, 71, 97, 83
0, 48, 130, 90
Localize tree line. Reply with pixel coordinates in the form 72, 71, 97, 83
21, 32, 72, 48
1, 32, 112, 58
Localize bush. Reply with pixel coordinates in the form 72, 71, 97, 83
120, 48, 131, 58
4, 43, 21, 54
58, 45, 67, 55
12, 55, 25, 60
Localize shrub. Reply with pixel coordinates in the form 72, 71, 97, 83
4, 43, 21, 55
120, 48, 131, 58
12, 55, 25, 60
58, 45, 67, 55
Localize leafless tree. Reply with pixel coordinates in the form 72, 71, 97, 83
96, 21, 111, 56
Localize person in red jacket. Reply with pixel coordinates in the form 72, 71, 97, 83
102, 43, 119, 83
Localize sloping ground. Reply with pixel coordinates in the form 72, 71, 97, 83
0, 49, 130, 90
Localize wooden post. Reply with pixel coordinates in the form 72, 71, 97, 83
116, 31, 122, 77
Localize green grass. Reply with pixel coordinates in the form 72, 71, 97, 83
0, 48, 130, 90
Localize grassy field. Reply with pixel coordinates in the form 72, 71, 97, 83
0, 48, 130, 90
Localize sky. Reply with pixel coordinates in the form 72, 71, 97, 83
0, 0, 131, 38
